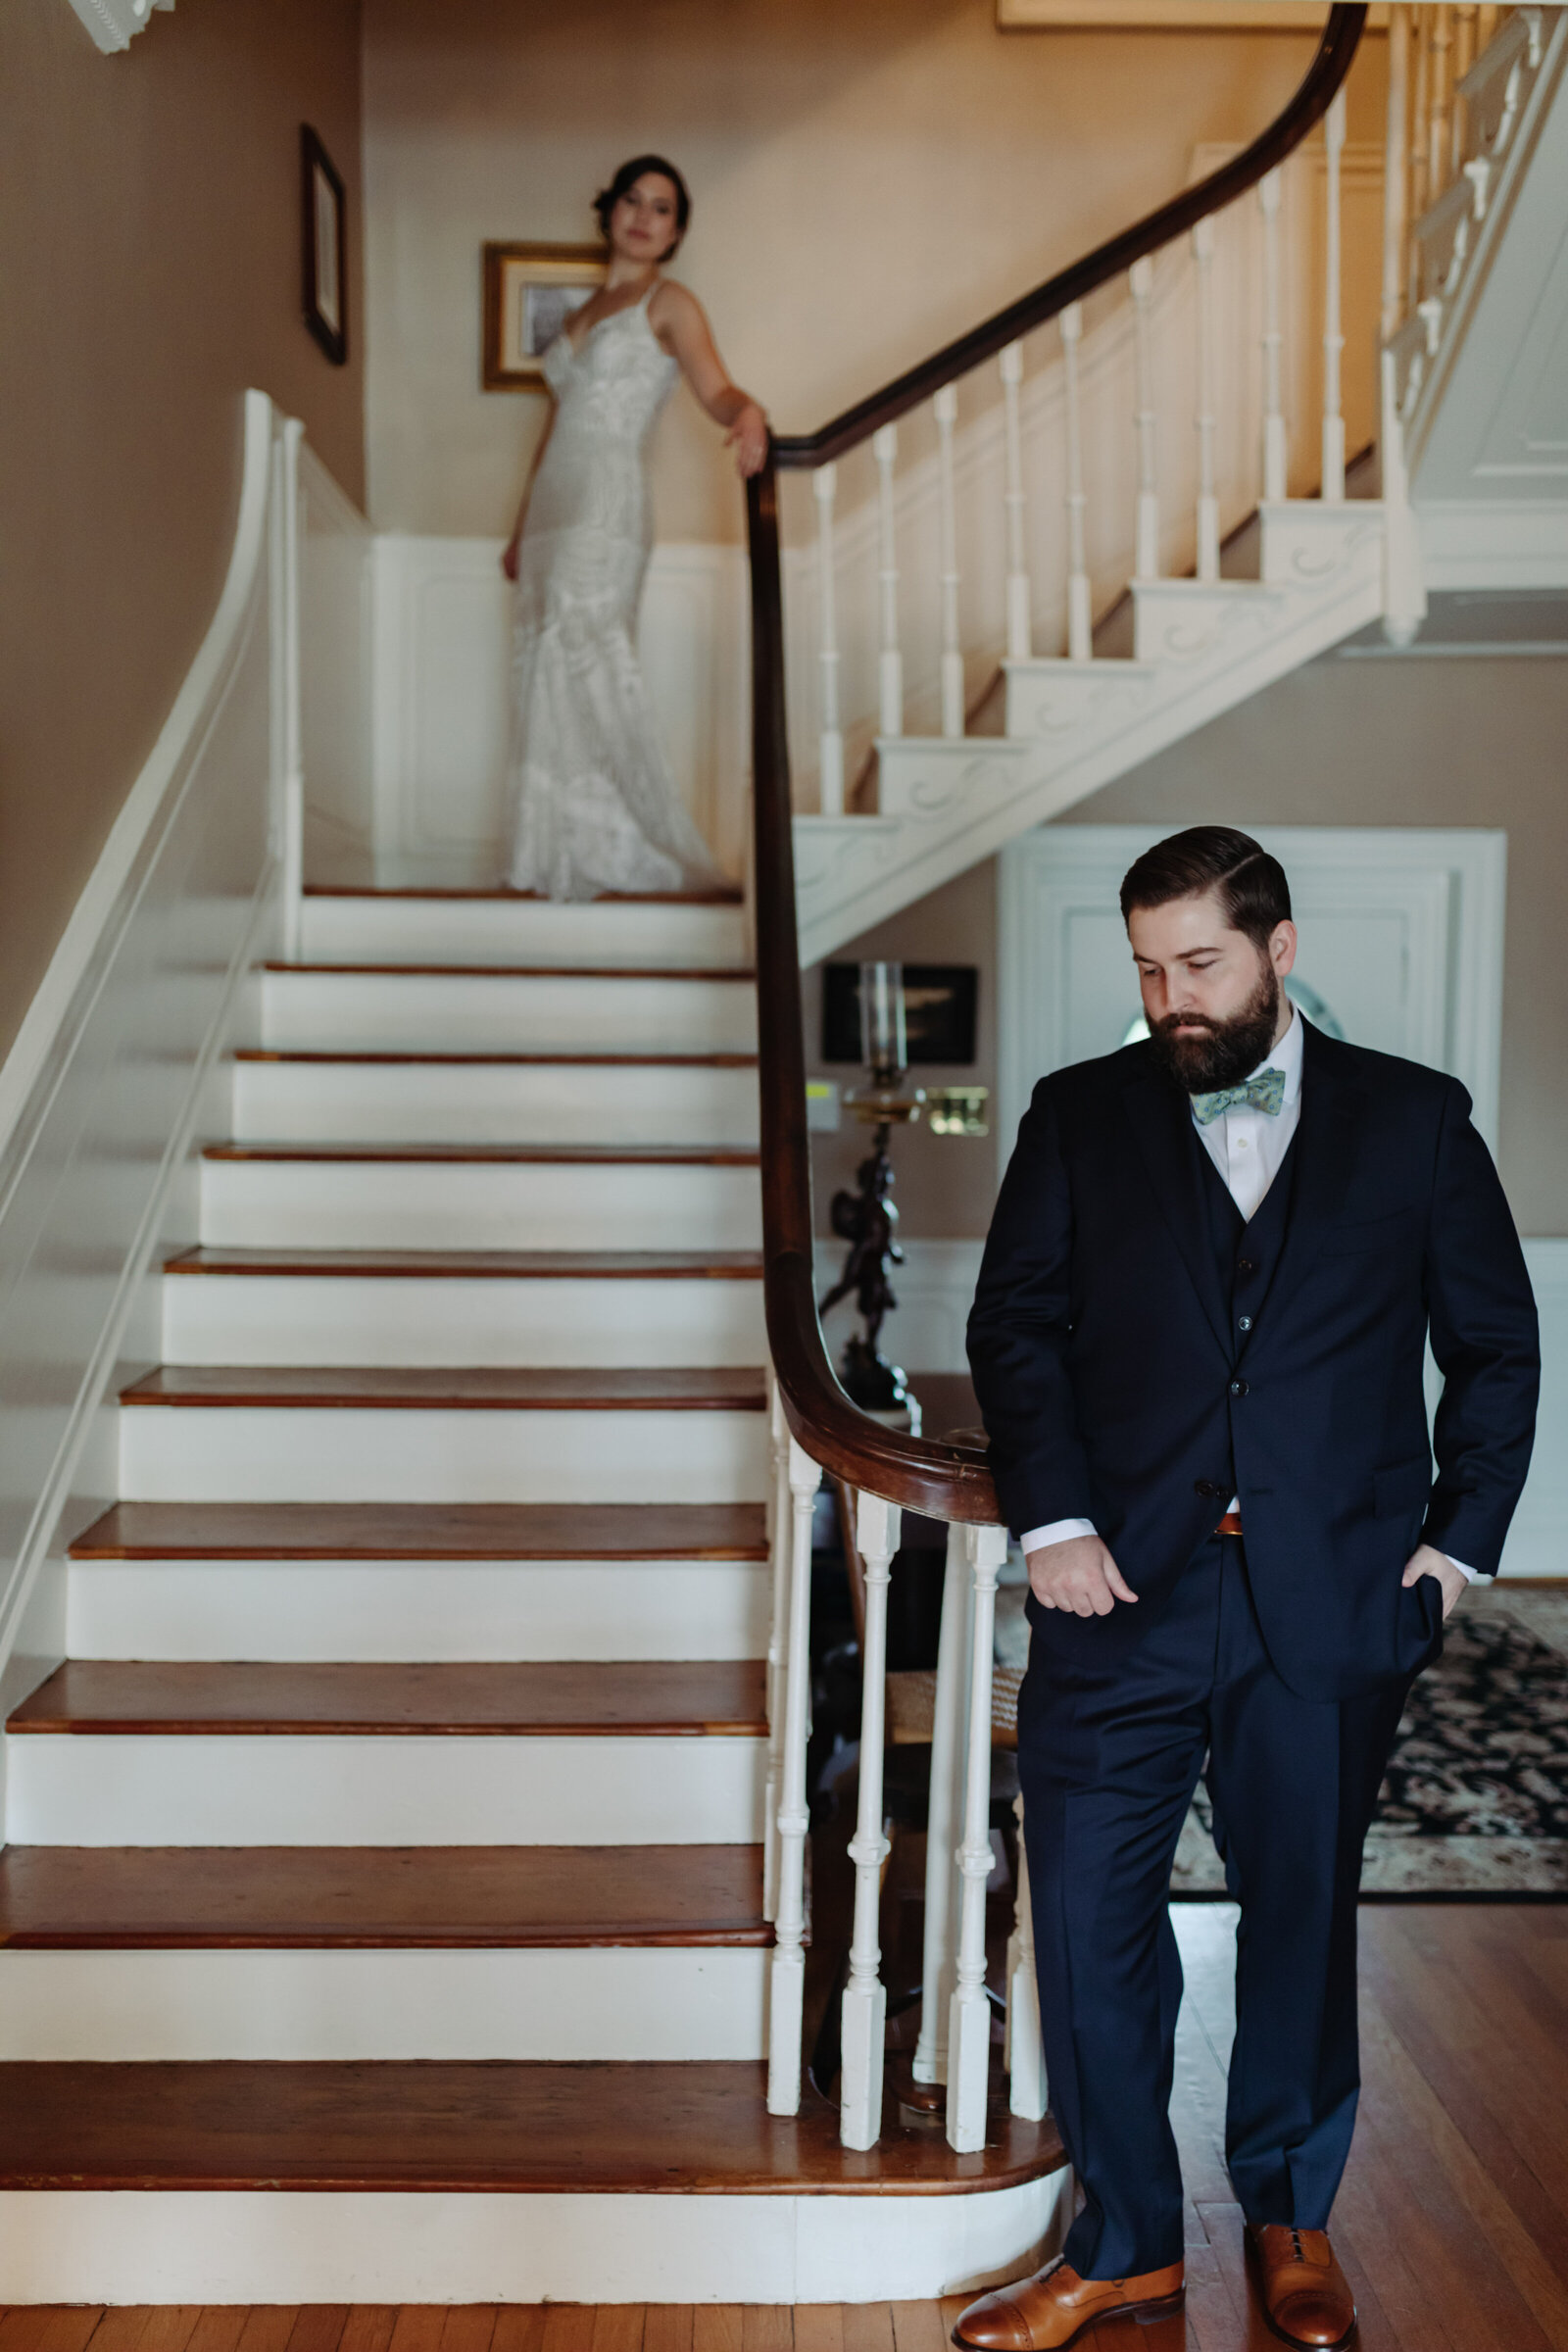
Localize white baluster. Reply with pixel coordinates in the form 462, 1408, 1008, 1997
1383, 4, 1413, 342
947, 1519, 1007, 2153
1452, 2, 1479, 171
840, 1490, 902, 2149
872, 425, 904, 738
1006, 1794, 1048, 2121
1259, 170, 1288, 504
913, 1519, 972, 2090
762, 1381, 790, 1923
272, 417, 306, 964
1130, 259, 1160, 579
1321, 90, 1348, 503
813, 465, 845, 817
1192, 220, 1220, 581
1380, 346, 1428, 649
934, 383, 965, 737
1001, 342, 1032, 662
1059, 303, 1093, 661
1429, 5, 1455, 198
767, 1436, 821, 2114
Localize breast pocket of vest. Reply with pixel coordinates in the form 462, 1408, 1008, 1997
1319, 1208, 1416, 1259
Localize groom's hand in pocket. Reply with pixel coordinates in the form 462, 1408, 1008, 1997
1026, 1534, 1139, 1618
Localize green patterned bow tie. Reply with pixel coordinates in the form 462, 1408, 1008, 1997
1190, 1067, 1287, 1126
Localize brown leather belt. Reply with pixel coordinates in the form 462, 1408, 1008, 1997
1217, 1510, 1245, 1538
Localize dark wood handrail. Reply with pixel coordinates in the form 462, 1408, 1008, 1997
773, 5, 1367, 469
750, 7, 1367, 1520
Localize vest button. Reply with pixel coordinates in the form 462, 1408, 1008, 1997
1238, 1315, 1252, 1332
1236, 1257, 1257, 1278
1230, 1379, 1250, 1396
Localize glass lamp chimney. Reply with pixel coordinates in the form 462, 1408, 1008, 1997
859, 960, 907, 1080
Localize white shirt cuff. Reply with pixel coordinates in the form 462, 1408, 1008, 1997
1442, 1551, 1490, 1585
1020, 1517, 1097, 1554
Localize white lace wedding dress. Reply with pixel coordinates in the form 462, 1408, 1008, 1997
506, 286, 726, 901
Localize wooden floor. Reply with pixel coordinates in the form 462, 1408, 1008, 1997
3, 1903, 1567, 2348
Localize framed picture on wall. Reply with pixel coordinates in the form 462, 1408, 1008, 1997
301, 126, 348, 367
482, 243, 609, 390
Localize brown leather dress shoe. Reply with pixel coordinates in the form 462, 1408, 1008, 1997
1248, 2225, 1357, 2348
951, 2255, 1186, 2349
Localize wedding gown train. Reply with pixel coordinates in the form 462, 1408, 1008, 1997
506, 285, 725, 901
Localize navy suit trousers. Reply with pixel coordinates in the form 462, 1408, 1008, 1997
1016, 1533, 1415, 2278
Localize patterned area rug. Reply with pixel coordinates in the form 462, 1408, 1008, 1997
995, 1579, 1568, 1897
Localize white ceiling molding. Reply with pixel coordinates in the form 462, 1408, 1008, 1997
64, 0, 174, 56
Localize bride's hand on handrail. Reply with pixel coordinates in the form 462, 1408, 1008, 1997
725, 401, 769, 479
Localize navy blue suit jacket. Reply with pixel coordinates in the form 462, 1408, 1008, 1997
966, 1021, 1540, 1700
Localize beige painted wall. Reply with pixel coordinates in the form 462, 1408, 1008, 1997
813, 654, 1568, 1241
0, 0, 365, 1068
363, 0, 1386, 544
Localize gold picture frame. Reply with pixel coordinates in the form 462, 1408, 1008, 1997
999, 2, 1387, 24
482, 241, 609, 391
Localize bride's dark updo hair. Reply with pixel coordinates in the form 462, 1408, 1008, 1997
593, 155, 692, 260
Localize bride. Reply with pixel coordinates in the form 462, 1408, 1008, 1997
501, 155, 767, 901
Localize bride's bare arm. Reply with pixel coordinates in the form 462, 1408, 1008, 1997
652, 284, 767, 477
500, 414, 556, 581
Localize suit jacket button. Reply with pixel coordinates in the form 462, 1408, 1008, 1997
1195, 1479, 1226, 1497
1230, 1379, 1249, 1396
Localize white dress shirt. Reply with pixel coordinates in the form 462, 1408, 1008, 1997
1019, 1008, 1483, 1581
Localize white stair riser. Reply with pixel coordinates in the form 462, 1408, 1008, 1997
300, 897, 750, 970
118, 1406, 769, 1504
67, 1558, 771, 1662
232, 1059, 760, 1148
0, 2175, 1070, 2304
199, 1159, 762, 1251
262, 971, 758, 1054
7, 1734, 766, 1845
162, 1273, 767, 1368
0, 1946, 768, 2063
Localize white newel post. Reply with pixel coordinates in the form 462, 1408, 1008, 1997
872, 425, 904, 738
767, 1434, 821, 2114
273, 416, 306, 962
1383, 4, 1413, 342
813, 465, 845, 817
1259, 170, 1288, 504
934, 383, 965, 737
1059, 303, 1093, 661
840, 1490, 902, 2149
1130, 259, 1160, 580
1006, 1794, 1048, 2120
947, 1519, 1006, 2153
1321, 90, 1348, 503
913, 1519, 972, 2088
1192, 220, 1220, 581
762, 1382, 791, 1922
1001, 342, 1033, 662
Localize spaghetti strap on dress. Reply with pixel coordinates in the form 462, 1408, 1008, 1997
505, 287, 725, 901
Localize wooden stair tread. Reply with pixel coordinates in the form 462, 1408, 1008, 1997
0, 1845, 769, 1948
119, 1366, 768, 1410
164, 1247, 764, 1280
8, 1659, 767, 1737
234, 1049, 758, 1066
264, 962, 754, 981
0, 2061, 1065, 2191
69, 1500, 769, 1560
203, 1142, 760, 1165
302, 885, 744, 904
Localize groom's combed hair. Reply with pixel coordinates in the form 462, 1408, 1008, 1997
1119, 825, 1291, 952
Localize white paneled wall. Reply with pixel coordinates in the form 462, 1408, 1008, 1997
369, 538, 749, 884
300, 446, 376, 875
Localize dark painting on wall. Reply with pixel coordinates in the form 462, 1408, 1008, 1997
821, 964, 979, 1066
302, 125, 348, 367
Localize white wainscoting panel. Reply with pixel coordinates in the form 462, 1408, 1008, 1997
369, 537, 749, 884
999, 825, 1505, 1155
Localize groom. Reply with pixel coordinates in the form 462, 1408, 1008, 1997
957, 828, 1538, 2351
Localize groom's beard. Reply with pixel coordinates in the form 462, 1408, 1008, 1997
1148, 960, 1283, 1095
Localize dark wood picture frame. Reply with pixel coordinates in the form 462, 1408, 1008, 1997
482, 241, 609, 390
821, 964, 980, 1066
301, 124, 348, 368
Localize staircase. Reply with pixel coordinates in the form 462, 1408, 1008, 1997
0, 885, 1066, 2305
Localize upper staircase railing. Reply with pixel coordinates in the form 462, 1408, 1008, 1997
749, 7, 1373, 2165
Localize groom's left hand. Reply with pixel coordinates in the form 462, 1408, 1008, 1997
1401, 1543, 1468, 1620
